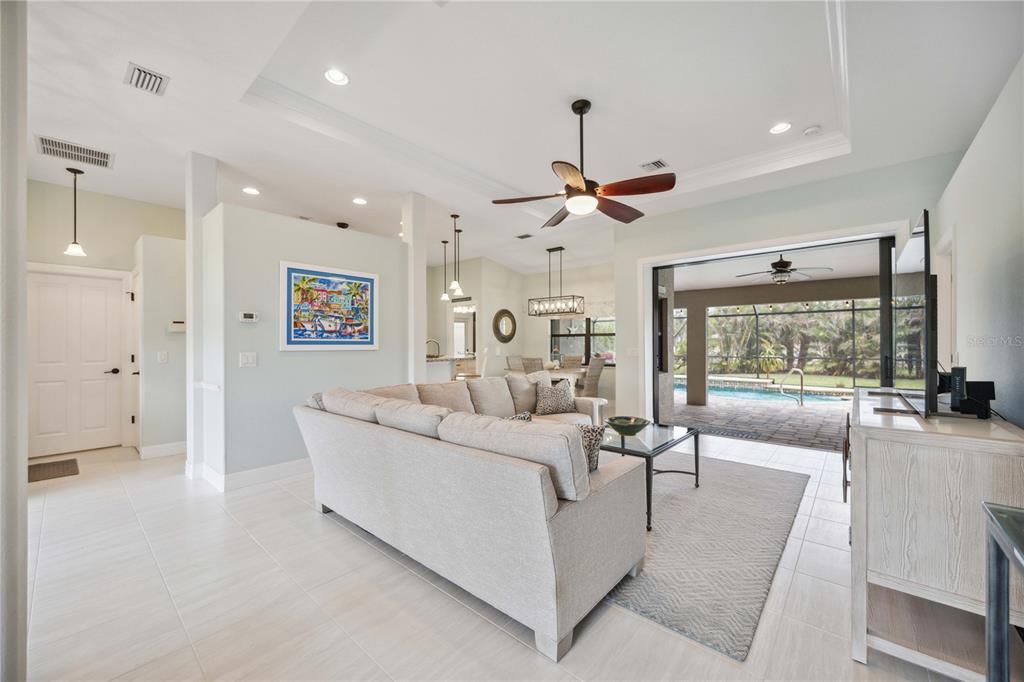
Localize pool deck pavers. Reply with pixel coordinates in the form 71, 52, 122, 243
668, 398, 849, 452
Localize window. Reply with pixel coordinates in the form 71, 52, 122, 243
701, 299, 886, 389
550, 317, 615, 365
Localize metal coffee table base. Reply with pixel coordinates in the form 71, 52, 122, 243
618, 430, 699, 531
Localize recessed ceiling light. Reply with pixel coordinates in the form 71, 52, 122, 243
352, 197, 367, 205
324, 68, 350, 86
803, 124, 822, 137
242, 187, 260, 196
769, 122, 792, 135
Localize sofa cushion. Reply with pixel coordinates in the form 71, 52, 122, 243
506, 371, 553, 414
532, 412, 591, 426
417, 381, 476, 414
365, 383, 420, 403
536, 380, 576, 415
466, 377, 516, 418
321, 386, 386, 422
375, 399, 452, 438
437, 412, 590, 501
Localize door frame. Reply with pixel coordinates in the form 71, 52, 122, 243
26, 262, 134, 453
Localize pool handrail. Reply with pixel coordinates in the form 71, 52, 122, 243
778, 368, 805, 406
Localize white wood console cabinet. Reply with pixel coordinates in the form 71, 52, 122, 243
851, 388, 1024, 680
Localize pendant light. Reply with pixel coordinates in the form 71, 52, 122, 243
63, 168, 87, 257
439, 240, 451, 302
528, 246, 584, 318
448, 214, 463, 295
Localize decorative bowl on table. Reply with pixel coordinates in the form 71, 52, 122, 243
605, 416, 651, 437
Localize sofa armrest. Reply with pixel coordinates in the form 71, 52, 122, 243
574, 397, 607, 425
546, 456, 646, 638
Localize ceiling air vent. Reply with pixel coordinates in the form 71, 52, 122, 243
515, 233, 533, 240
640, 158, 669, 172
123, 62, 169, 96
35, 136, 114, 168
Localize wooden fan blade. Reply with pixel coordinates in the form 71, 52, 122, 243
551, 161, 586, 191
597, 173, 676, 197
735, 271, 773, 278
492, 192, 565, 204
790, 267, 834, 273
542, 206, 570, 228
597, 197, 643, 224
790, 271, 812, 280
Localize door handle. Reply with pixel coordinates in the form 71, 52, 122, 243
104, 368, 120, 375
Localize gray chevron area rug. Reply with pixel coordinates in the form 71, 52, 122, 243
606, 453, 808, 661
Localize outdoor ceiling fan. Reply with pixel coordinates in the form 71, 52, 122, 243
735, 254, 834, 285
492, 99, 676, 228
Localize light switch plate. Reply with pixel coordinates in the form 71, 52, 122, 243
156, 351, 168, 364
239, 351, 258, 368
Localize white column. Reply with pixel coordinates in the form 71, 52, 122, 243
0, 2, 28, 678
184, 153, 218, 480
402, 193, 428, 382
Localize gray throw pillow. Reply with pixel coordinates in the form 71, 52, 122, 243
576, 424, 605, 472
536, 381, 575, 415
503, 412, 533, 422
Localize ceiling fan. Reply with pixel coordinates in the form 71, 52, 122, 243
735, 254, 834, 285
492, 99, 676, 228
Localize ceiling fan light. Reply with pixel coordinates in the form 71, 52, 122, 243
771, 271, 790, 284
564, 193, 598, 216
64, 241, 86, 257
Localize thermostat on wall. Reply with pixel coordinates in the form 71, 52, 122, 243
239, 312, 260, 323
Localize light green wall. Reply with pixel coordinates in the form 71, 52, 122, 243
202, 203, 409, 475
135, 235, 186, 448
28, 180, 183, 270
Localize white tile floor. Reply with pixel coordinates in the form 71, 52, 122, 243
26, 437, 944, 681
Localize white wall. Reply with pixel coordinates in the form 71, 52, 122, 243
28, 180, 184, 270
201, 203, 409, 477
474, 257, 525, 377
426, 264, 449, 355
612, 152, 964, 415
934, 57, 1024, 425
135, 236, 186, 451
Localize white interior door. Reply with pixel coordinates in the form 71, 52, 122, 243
28, 272, 124, 457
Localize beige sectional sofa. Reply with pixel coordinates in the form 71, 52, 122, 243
293, 373, 647, 661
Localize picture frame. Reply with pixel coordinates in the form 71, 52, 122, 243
280, 261, 379, 351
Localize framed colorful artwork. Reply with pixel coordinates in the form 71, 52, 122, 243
280, 261, 378, 351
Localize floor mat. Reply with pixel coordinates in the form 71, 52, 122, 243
28, 459, 80, 483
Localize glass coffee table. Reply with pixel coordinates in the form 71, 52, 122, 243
600, 424, 699, 531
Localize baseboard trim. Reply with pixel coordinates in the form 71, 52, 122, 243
224, 457, 311, 491
202, 464, 225, 492
202, 457, 311, 493
139, 441, 186, 459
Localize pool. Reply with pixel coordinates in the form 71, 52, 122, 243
673, 383, 849, 403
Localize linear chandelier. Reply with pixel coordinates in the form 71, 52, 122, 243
528, 246, 584, 318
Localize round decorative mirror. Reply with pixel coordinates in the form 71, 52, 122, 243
492, 309, 517, 343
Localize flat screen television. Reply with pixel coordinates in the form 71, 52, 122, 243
892, 210, 938, 415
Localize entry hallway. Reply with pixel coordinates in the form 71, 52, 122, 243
27, 438, 941, 681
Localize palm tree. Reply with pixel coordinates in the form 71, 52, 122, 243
292, 276, 318, 305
